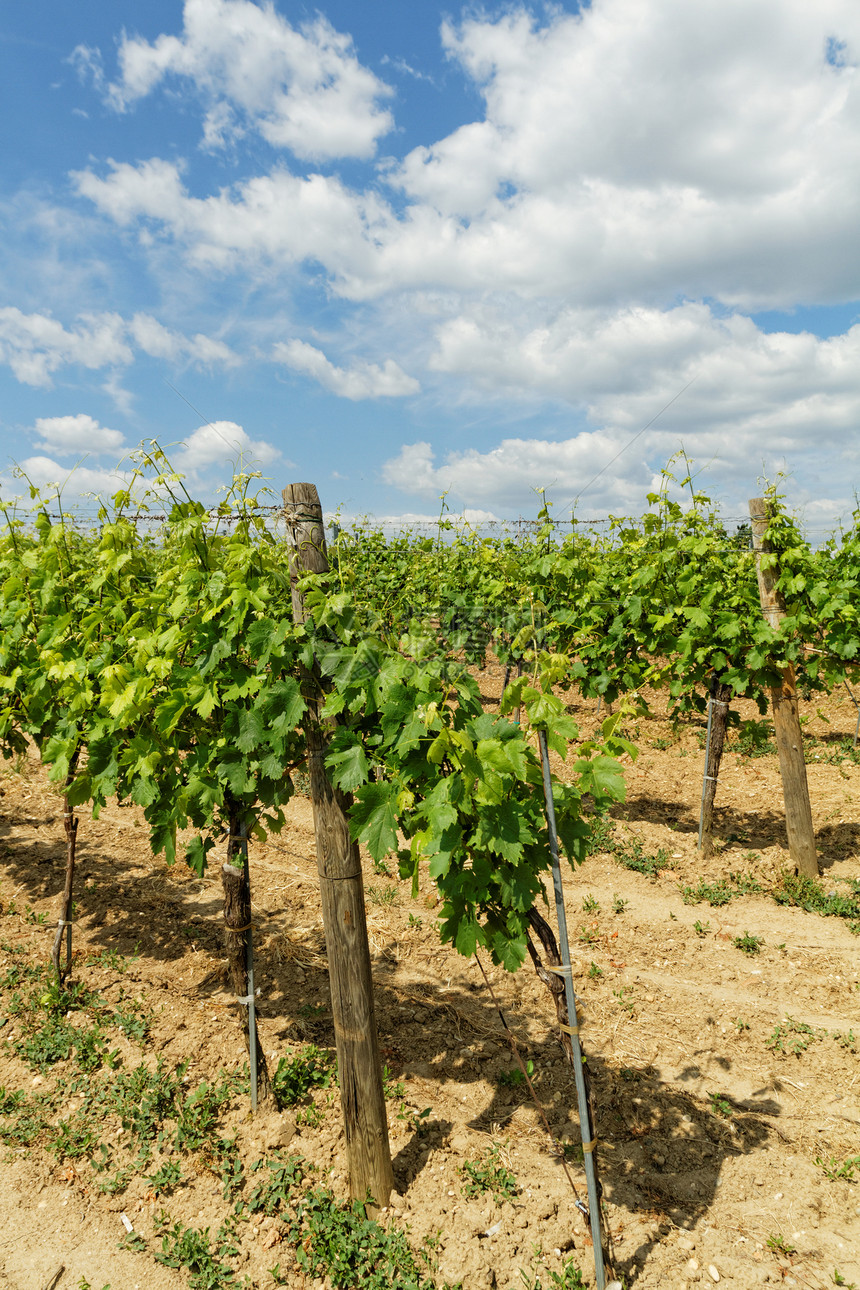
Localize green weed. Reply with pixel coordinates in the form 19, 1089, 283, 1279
612, 988, 635, 1017
461, 1142, 519, 1202
766, 1233, 797, 1257
767, 1017, 822, 1056
815, 1154, 860, 1182
681, 879, 734, 907
149, 1159, 183, 1194
499, 1059, 534, 1089
273, 1044, 335, 1124
708, 1092, 734, 1118
734, 720, 776, 758
733, 932, 764, 955
611, 837, 672, 880
773, 874, 860, 931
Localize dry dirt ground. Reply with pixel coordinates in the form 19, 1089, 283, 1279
0, 673, 858, 1290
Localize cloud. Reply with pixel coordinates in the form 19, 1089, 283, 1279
130, 313, 239, 366
93, 0, 393, 161
73, 158, 389, 285
174, 421, 281, 473
73, 0, 860, 310
382, 305, 860, 516
273, 339, 419, 399
0, 306, 238, 387
0, 308, 131, 386
32, 414, 125, 456
6, 456, 133, 500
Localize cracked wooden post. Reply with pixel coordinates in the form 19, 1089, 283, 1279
749, 498, 818, 878
283, 482, 394, 1213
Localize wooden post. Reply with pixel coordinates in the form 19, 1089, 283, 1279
283, 482, 394, 1213
749, 498, 818, 878
698, 677, 732, 858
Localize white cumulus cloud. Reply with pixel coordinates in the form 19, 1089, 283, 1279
92, 0, 393, 161
174, 420, 281, 473
130, 313, 238, 366
273, 339, 419, 399
0, 306, 238, 387
0, 308, 131, 387
32, 414, 125, 456
73, 0, 860, 309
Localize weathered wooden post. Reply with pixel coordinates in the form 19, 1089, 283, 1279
749, 498, 818, 878
283, 482, 394, 1212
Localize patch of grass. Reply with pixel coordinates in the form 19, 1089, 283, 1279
519, 1260, 587, 1289
833, 1029, 857, 1053
805, 735, 860, 766
693, 919, 710, 937
576, 924, 599, 946
611, 837, 672, 880
766, 1233, 797, 1257
581, 894, 600, 914
111, 1007, 149, 1043
611, 894, 628, 915
273, 1044, 335, 1125
767, 1016, 822, 1056
366, 883, 399, 907
86, 946, 139, 972
148, 1159, 183, 1194
708, 1092, 734, 1118
499, 1059, 534, 1089
734, 720, 776, 758
154, 1218, 239, 1289
814, 1154, 860, 1182
729, 871, 766, 896
681, 879, 734, 907
612, 988, 635, 1017
587, 962, 603, 980
733, 931, 764, 955
461, 1142, 519, 1202
382, 1065, 406, 1102
773, 873, 860, 932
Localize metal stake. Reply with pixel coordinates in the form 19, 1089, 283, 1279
538, 729, 607, 1290
238, 819, 259, 1113
698, 681, 716, 851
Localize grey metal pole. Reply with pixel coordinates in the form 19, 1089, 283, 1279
698, 691, 715, 851
238, 818, 259, 1113
538, 729, 607, 1290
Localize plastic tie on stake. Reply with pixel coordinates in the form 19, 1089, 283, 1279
582, 1137, 597, 1155
546, 964, 573, 978
235, 989, 259, 1007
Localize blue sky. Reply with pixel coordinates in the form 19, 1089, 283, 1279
1, 0, 859, 531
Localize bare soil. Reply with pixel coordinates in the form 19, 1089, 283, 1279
0, 674, 858, 1290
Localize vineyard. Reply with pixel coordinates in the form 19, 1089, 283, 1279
0, 451, 858, 1289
